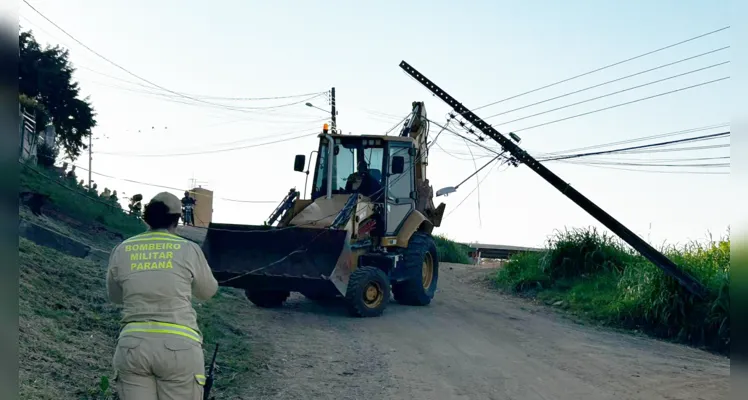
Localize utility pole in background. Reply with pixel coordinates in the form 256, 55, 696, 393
330, 87, 337, 133
88, 134, 92, 188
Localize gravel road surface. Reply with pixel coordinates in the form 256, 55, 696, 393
221, 262, 729, 400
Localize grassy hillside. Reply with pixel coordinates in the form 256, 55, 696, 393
19, 235, 263, 399
493, 227, 730, 354
18, 163, 266, 399
19, 162, 146, 238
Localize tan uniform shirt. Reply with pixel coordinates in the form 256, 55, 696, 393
106, 230, 218, 335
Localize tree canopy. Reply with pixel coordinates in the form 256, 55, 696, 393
19, 30, 97, 161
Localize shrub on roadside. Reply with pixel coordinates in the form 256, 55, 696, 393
494, 227, 730, 354
433, 234, 472, 264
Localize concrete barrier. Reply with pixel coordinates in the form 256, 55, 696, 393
18, 219, 111, 262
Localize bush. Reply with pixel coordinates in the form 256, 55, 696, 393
36, 143, 58, 168
494, 227, 730, 354
433, 234, 472, 264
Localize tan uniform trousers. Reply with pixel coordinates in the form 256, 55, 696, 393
113, 332, 206, 400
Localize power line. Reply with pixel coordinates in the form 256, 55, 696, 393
557, 162, 729, 175
471, 26, 730, 112
536, 123, 729, 156
539, 131, 730, 161
72, 164, 278, 203
611, 143, 729, 155
431, 120, 730, 174
566, 160, 728, 168
22, 0, 325, 114
88, 79, 326, 117
482, 47, 729, 120
488, 61, 729, 125
102, 126, 322, 155
98, 131, 320, 157
75, 64, 326, 102
444, 159, 507, 220
511, 77, 729, 133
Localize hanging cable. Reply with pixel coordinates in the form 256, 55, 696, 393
511, 77, 729, 133
97, 131, 320, 157
470, 26, 730, 112
490, 61, 729, 127
482, 48, 729, 120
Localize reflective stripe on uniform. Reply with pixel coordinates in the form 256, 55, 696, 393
124, 232, 187, 244
120, 321, 202, 343
195, 374, 206, 386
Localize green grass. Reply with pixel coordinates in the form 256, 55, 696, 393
19, 162, 146, 238
19, 238, 263, 399
493, 227, 730, 355
434, 234, 472, 264
19, 238, 122, 399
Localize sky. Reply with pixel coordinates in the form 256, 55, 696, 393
17, 0, 732, 248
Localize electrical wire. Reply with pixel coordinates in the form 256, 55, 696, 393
97, 131, 320, 157
482, 47, 729, 120
536, 123, 729, 157
443, 159, 507, 220
22, 1, 327, 113
430, 119, 729, 174
491, 61, 729, 127
539, 131, 729, 161
71, 164, 278, 203
76, 65, 326, 101
471, 26, 730, 112
427, 118, 504, 157
564, 160, 728, 168
102, 126, 323, 156
460, 135, 482, 227
556, 162, 729, 175
20, 162, 128, 209
511, 77, 729, 133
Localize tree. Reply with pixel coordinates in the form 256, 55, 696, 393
19, 30, 97, 161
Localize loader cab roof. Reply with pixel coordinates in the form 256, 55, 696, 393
319, 132, 415, 144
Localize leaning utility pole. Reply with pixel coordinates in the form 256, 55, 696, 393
399, 60, 707, 299
330, 87, 337, 132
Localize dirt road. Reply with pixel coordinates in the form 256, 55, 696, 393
217, 263, 728, 400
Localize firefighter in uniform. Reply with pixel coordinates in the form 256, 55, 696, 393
106, 192, 218, 399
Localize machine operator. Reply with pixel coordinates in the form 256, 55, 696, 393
106, 192, 218, 399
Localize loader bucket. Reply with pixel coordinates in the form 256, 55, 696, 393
201, 223, 352, 296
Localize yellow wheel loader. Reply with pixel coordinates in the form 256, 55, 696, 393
201, 102, 446, 317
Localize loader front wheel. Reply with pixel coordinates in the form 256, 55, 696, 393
245, 290, 290, 308
345, 266, 390, 318
392, 232, 439, 306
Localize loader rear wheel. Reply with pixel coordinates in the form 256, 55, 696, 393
245, 290, 290, 308
345, 266, 390, 318
392, 232, 439, 306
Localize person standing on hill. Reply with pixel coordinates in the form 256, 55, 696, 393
106, 192, 218, 399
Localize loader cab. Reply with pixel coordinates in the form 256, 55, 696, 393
309, 134, 416, 235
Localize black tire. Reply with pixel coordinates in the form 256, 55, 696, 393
345, 266, 391, 317
245, 290, 290, 308
392, 232, 439, 306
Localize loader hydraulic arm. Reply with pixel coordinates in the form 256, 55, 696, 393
400, 101, 429, 181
